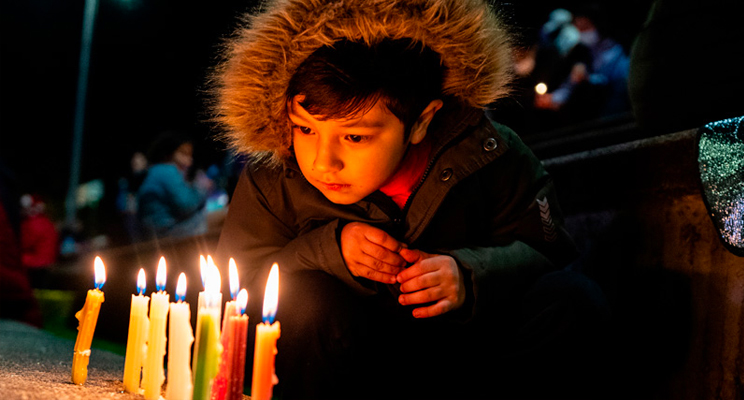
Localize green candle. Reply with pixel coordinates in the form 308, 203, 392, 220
192, 259, 222, 400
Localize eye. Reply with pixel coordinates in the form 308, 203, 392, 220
293, 125, 313, 135
345, 134, 368, 144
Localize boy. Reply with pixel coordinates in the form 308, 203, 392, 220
213, 0, 607, 398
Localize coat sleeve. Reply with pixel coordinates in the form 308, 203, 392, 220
445, 126, 578, 320
215, 164, 374, 295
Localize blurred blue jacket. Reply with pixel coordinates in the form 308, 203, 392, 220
137, 163, 207, 238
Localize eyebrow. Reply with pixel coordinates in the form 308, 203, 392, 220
338, 118, 386, 129
289, 102, 386, 129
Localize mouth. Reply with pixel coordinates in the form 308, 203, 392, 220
319, 181, 350, 191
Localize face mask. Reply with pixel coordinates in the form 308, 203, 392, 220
578, 29, 599, 47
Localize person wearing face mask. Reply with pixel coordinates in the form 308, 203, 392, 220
534, 3, 631, 125
137, 130, 213, 239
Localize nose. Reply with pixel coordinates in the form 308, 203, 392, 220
312, 141, 343, 173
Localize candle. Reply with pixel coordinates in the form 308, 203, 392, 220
71, 256, 106, 385
251, 263, 280, 400
166, 273, 194, 400
535, 82, 548, 95
193, 255, 208, 375
193, 260, 223, 400
227, 289, 249, 400
142, 256, 170, 400
211, 259, 247, 400
123, 268, 150, 394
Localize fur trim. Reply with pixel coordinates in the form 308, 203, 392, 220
211, 0, 514, 164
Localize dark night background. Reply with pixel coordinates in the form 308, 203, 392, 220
0, 0, 652, 244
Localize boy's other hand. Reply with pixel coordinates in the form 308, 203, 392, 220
341, 222, 407, 284
396, 249, 465, 318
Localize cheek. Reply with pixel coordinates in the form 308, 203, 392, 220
292, 135, 313, 169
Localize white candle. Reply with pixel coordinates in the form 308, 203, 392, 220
123, 268, 150, 394
143, 256, 170, 400
166, 273, 194, 400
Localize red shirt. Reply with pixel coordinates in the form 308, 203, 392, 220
380, 140, 432, 209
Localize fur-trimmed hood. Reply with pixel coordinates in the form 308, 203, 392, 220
211, 0, 515, 163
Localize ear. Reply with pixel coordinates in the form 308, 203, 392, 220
409, 99, 444, 145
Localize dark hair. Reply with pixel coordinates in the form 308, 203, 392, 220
146, 130, 192, 164
286, 38, 444, 136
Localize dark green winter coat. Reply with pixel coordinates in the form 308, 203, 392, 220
216, 102, 577, 318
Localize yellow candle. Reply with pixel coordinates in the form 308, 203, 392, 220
143, 256, 170, 400
193, 260, 223, 400
123, 268, 150, 394
71, 256, 106, 385
251, 263, 280, 400
167, 273, 194, 400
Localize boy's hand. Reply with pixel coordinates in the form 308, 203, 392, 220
341, 222, 407, 284
396, 249, 465, 318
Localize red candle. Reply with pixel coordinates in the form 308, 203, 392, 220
211, 259, 249, 400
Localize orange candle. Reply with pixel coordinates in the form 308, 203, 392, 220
123, 268, 150, 394
251, 263, 280, 400
71, 256, 106, 385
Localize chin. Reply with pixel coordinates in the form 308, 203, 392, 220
323, 194, 359, 205
318, 189, 362, 205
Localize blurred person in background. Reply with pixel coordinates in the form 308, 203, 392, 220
19, 194, 59, 288
116, 151, 148, 242
503, 8, 593, 133
534, 3, 630, 125
137, 130, 213, 239
0, 160, 42, 327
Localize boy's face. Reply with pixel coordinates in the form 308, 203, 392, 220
289, 96, 411, 205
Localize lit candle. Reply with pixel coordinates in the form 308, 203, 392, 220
193, 255, 208, 375
71, 256, 106, 385
123, 268, 150, 394
210, 258, 246, 400
535, 82, 548, 95
227, 289, 249, 400
251, 263, 280, 400
193, 260, 223, 400
166, 273, 194, 400
143, 256, 170, 400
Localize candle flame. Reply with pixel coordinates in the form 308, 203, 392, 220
137, 268, 146, 295
94, 256, 106, 290
200, 255, 207, 289
156, 256, 167, 292
535, 82, 548, 95
205, 261, 221, 294
262, 263, 279, 323
229, 258, 239, 300
237, 288, 248, 315
176, 272, 187, 302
